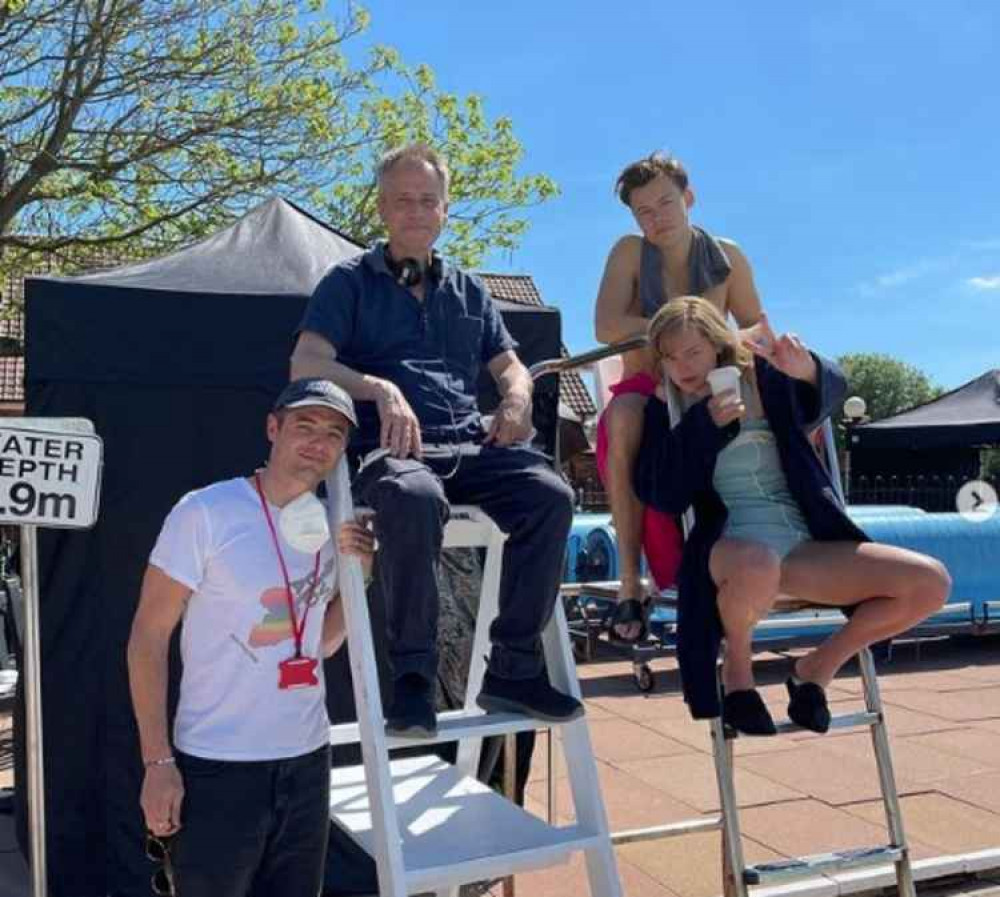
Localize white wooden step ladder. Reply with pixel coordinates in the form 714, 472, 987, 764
324, 459, 623, 897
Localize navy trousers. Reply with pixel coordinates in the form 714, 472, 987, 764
354, 444, 574, 682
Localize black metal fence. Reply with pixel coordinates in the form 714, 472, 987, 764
848, 474, 999, 513
576, 484, 608, 512
574, 474, 998, 515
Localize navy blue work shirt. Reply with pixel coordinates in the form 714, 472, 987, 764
298, 241, 517, 451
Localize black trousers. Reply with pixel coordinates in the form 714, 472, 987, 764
172, 746, 330, 897
354, 444, 574, 682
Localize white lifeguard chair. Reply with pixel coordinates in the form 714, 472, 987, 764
324, 459, 623, 897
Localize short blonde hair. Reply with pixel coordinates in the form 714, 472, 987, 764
648, 296, 751, 369
376, 143, 450, 200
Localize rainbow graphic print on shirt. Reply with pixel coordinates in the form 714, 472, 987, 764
248, 556, 336, 648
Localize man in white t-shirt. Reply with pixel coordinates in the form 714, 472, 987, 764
127, 379, 373, 897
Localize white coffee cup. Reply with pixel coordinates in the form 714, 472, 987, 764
706, 366, 741, 404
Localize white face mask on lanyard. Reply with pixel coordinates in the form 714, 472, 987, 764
278, 491, 331, 554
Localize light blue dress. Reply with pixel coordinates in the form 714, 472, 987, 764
712, 405, 811, 560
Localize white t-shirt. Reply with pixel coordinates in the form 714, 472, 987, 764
150, 477, 337, 761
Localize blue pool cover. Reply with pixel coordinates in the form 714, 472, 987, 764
565, 508, 999, 643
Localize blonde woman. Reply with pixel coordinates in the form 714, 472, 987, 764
634, 297, 950, 734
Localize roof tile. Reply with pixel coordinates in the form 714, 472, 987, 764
478, 272, 597, 420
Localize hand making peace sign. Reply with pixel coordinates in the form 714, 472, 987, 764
741, 312, 818, 383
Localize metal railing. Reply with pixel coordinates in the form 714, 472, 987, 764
849, 473, 999, 512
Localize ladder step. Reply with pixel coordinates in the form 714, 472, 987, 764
612, 815, 722, 845
329, 754, 602, 892
745, 845, 904, 884
728, 710, 880, 739
330, 708, 558, 748
772, 710, 880, 735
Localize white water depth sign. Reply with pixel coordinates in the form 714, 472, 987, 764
0, 423, 103, 528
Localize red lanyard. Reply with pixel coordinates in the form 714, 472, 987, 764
254, 474, 321, 659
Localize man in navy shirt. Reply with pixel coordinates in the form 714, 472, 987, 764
292, 143, 581, 736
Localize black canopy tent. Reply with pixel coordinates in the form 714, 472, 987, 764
848, 369, 1000, 491
851, 369, 1000, 452
20, 197, 563, 896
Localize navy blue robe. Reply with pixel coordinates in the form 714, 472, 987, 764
634, 354, 869, 719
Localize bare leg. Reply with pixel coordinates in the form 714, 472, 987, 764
779, 541, 951, 687
603, 393, 650, 639
709, 538, 782, 691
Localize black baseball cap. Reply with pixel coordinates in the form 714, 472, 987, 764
273, 378, 358, 426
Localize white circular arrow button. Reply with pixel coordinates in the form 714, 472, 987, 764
957, 480, 998, 523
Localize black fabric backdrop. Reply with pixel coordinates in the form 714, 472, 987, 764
18, 251, 563, 895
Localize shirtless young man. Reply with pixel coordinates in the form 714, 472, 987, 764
593, 153, 763, 640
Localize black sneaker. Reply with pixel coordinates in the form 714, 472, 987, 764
386, 674, 437, 738
476, 670, 584, 723
786, 677, 831, 734
722, 688, 777, 736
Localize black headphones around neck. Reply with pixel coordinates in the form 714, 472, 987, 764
384, 245, 443, 288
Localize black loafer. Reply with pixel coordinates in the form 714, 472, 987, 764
386, 674, 437, 738
722, 688, 777, 736
477, 670, 584, 722
786, 677, 831, 733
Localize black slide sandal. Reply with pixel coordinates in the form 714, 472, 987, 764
608, 597, 649, 644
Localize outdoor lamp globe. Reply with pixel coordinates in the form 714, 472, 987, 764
844, 395, 867, 422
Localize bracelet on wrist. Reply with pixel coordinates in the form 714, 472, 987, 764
144, 756, 176, 769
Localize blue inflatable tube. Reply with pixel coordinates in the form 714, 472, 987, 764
568, 509, 1000, 639
859, 514, 1000, 625
565, 513, 613, 583
848, 505, 927, 519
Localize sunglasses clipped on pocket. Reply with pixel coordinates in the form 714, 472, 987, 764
144, 833, 176, 897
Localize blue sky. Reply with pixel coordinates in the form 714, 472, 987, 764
350, 1, 999, 389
